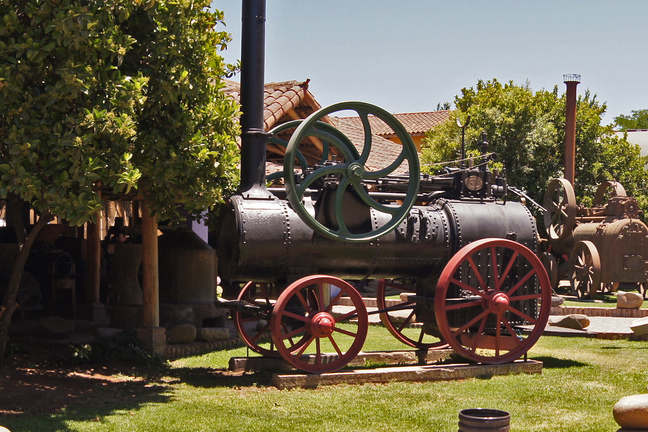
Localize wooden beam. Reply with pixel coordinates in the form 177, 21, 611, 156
140, 200, 159, 328
85, 218, 101, 304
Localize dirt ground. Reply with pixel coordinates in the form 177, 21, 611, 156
0, 342, 159, 419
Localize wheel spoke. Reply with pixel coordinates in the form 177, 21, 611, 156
507, 305, 537, 324
495, 249, 519, 291
451, 310, 490, 338
335, 309, 359, 322
280, 310, 311, 323
328, 335, 344, 357
505, 268, 538, 297
467, 255, 488, 292
295, 289, 314, 315
333, 326, 358, 338
470, 316, 488, 352
448, 277, 488, 299
443, 299, 483, 312
333, 178, 352, 237
281, 324, 308, 341
353, 183, 399, 216
357, 111, 373, 165
397, 310, 417, 332
296, 164, 347, 198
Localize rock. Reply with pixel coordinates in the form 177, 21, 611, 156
197, 327, 230, 342
551, 295, 565, 307
95, 327, 124, 339
617, 291, 644, 309
0, 426, 12, 432
548, 314, 590, 330
37, 316, 74, 337
614, 394, 648, 429
10, 319, 39, 335
167, 323, 197, 344
631, 317, 648, 336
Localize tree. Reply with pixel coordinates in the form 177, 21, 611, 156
421, 79, 648, 218
614, 109, 648, 131
0, 0, 240, 360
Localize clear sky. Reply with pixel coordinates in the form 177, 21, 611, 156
212, 0, 648, 125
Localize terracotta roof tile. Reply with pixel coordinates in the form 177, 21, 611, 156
338, 110, 452, 138
223, 79, 320, 131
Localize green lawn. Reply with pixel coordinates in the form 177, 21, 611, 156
3, 325, 647, 432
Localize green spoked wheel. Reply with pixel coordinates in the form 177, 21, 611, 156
284, 101, 420, 242
266, 120, 350, 183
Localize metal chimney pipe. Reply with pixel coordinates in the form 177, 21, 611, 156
238, 0, 270, 198
563, 74, 580, 186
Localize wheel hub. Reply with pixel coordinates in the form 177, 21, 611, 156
309, 312, 336, 337
348, 162, 365, 182
486, 292, 510, 315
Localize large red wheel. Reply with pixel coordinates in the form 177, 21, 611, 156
270, 275, 368, 373
233, 282, 309, 357
376, 279, 448, 349
435, 238, 551, 364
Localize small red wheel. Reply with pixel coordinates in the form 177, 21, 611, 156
270, 275, 368, 373
435, 238, 551, 364
233, 282, 310, 357
376, 279, 447, 349
232, 282, 279, 356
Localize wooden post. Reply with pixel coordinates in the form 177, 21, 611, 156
85, 219, 101, 304
140, 200, 159, 328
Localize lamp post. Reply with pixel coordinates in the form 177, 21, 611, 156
563, 74, 581, 185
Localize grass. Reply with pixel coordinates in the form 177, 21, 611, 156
3, 325, 648, 432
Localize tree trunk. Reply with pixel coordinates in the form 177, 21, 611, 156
140, 200, 159, 328
0, 209, 52, 361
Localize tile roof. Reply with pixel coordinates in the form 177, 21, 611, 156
222, 79, 321, 131
223, 79, 415, 176
330, 117, 412, 175
338, 110, 452, 138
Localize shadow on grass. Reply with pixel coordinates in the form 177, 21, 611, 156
169, 366, 275, 389
532, 356, 588, 369
0, 362, 172, 432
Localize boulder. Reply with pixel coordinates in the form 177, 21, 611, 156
551, 295, 565, 307
95, 327, 124, 339
166, 323, 197, 344
548, 314, 590, 330
617, 291, 644, 309
614, 394, 648, 429
197, 327, 230, 342
631, 317, 648, 336
37, 316, 74, 337
0, 426, 12, 432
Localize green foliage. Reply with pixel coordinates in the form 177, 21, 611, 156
0, 0, 240, 226
614, 108, 648, 131
421, 79, 648, 219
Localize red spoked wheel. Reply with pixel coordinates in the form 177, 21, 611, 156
270, 275, 368, 373
232, 282, 279, 357
233, 282, 310, 357
435, 238, 551, 364
376, 279, 448, 349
